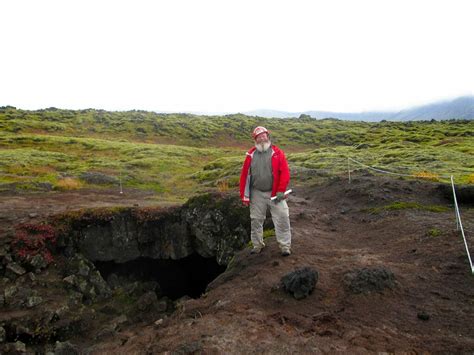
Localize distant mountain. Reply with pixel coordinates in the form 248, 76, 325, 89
246, 96, 474, 121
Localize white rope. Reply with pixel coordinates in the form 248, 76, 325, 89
450, 176, 474, 274
348, 157, 452, 179
348, 157, 416, 177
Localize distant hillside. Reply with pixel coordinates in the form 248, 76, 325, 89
247, 96, 474, 121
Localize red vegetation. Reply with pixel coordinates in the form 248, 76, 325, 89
12, 223, 57, 264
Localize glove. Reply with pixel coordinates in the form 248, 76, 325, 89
275, 192, 285, 203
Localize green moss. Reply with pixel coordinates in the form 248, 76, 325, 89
427, 228, 442, 237
367, 201, 450, 214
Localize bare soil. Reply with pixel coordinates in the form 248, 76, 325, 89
1, 175, 474, 353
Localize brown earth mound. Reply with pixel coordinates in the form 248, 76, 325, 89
1, 175, 473, 353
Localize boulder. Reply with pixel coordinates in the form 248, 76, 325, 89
281, 267, 318, 300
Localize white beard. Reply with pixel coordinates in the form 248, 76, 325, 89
255, 141, 271, 152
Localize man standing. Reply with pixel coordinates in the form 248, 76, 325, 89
239, 126, 292, 256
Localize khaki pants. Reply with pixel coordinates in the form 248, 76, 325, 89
250, 188, 291, 250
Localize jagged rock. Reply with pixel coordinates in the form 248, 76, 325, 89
54, 341, 79, 355
343, 266, 396, 294
25, 295, 43, 308
0, 295, 5, 307
5, 262, 26, 279
26, 254, 48, 271
89, 270, 112, 297
61, 193, 250, 266
182, 193, 250, 265
63, 255, 111, 300
281, 267, 318, 300
0, 326, 5, 343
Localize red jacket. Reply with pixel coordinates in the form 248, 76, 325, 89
239, 145, 290, 202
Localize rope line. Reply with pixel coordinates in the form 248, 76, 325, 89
451, 176, 474, 274
348, 157, 453, 179
348, 157, 416, 177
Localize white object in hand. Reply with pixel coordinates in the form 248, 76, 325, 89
270, 189, 293, 201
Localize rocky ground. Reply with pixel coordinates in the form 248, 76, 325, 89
1, 175, 474, 354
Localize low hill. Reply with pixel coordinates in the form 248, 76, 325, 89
248, 96, 474, 121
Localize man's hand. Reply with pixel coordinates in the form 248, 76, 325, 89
242, 201, 250, 207
275, 192, 285, 203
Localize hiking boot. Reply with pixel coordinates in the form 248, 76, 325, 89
281, 247, 291, 257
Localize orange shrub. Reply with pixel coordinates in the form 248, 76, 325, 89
414, 171, 440, 182
217, 180, 229, 192
467, 173, 474, 184
56, 177, 83, 190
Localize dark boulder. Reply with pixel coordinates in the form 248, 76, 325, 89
281, 267, 318, 300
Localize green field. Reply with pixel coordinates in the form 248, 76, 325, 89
0, 106, 473, 200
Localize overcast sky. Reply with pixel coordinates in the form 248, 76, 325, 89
1, 0, 473, 113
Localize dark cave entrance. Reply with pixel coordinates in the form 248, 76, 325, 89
95, 254, 226, 300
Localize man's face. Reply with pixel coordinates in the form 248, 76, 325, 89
255, 132, 269, 144
254, 132, 271, 152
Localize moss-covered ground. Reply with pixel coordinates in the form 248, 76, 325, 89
1, 107, 472, 200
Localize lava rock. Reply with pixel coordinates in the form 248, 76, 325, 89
343, 266, 396, 294
58, 193, 250, 267
5, 262, 26, 279
281, 267, 318, 300
63, 255, 111, 300
25, 254, 48, 272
